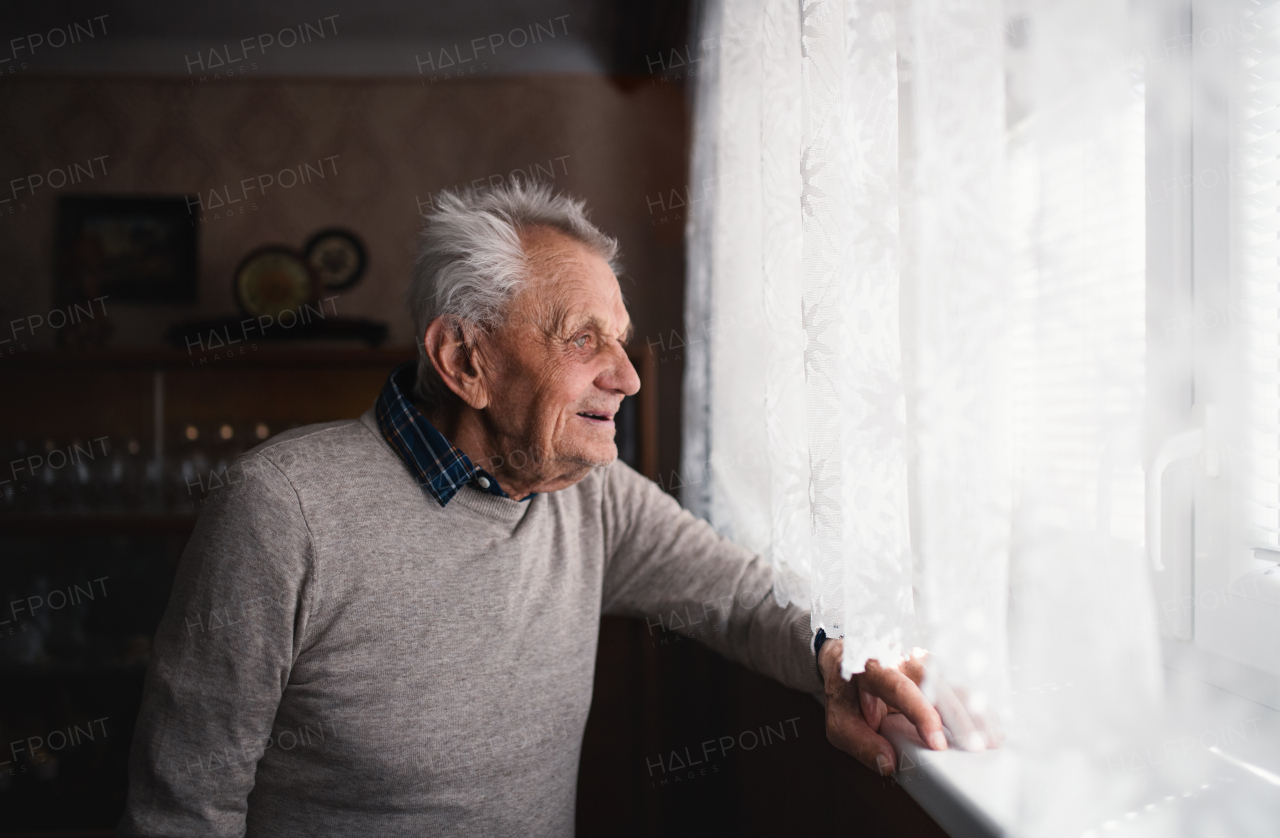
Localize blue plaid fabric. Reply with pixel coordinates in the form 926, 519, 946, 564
375, 361, 515, 507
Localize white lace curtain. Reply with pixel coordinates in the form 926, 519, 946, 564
683, 0, 1164, 759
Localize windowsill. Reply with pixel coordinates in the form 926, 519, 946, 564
1236, 561, 1280, 608
882, 664, 1280, 837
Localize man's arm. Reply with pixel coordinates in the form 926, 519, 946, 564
598, 462, 979, 775
597, 462, 819, 694
119, 453, 315, 837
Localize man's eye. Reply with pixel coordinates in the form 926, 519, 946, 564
574, 335, 589, 348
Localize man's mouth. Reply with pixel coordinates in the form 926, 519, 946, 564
576, 411, 615, 424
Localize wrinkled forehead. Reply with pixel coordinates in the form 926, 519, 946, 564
512, 225, 629, 336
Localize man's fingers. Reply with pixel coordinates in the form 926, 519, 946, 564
826, 704, 897, 776
949, 685, 1005, 749
859, 687, 887, 731
935, 681, 985, 752
901, 655, 926, 686
863, 660, 947, 751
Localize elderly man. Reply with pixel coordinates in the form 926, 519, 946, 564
121, 184, 952, 837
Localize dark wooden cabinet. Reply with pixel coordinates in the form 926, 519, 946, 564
1, 349, 417, 833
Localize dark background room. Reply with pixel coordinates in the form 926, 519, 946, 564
0, 2, 944, 835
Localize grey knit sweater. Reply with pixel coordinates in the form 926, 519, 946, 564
120, 411, 817, 837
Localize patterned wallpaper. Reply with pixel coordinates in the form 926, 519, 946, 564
0, 74, 688, 349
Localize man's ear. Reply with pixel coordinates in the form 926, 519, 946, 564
422, 316, 490, 410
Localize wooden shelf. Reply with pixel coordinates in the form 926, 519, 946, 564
0, 513, 197, 536
0, 346, 417, 371
0, 662, 149, 677
0, 344, 658, 481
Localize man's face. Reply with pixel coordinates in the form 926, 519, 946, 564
480, 226, 640, 481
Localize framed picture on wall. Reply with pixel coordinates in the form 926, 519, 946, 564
55, 195, 198, 304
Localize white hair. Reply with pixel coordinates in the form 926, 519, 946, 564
408, 180, 621, 403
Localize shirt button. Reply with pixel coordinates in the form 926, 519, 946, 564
477, 476, 491, 490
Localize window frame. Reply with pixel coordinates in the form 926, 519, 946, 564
1154, 0, 1280, 707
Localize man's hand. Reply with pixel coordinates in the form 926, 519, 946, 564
819, 639, 982, 775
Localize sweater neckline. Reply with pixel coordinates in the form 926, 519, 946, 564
360, 410, 531, 524
450, 483, 533, 523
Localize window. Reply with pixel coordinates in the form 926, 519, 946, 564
1154, 0, 1280, 705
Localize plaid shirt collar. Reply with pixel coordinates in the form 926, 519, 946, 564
375, 362, 518, 507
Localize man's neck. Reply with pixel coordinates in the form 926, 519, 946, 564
416, 399, 585, 500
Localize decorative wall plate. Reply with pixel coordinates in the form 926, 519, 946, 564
304, 228, 367, 291
233, 246, 317, 318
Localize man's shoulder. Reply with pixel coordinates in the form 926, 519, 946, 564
238, 412, 393, 485
575, 458, 674, 514
252, 415, 372, 451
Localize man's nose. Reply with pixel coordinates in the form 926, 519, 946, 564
601, 345, 641, 397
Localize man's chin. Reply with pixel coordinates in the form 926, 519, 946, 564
563, 440, 617, 470
580, 449, 618, 469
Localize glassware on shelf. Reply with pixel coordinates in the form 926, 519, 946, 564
170, 424, 193, 512
1, 439, 28, 512
34, 439, 59, 512
140, 437, 163, 513
80, 435, 118, 512
210, 423, 241, 492
101, 438, 125, 512
3, 577, 50, 665
167, 423, 213, 513
120, 438, 145, 511
0, 420, 294, 515
67, 437, 92, 512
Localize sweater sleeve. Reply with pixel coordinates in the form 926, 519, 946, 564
597, 461, 820, 694
119, 452, 315, 838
